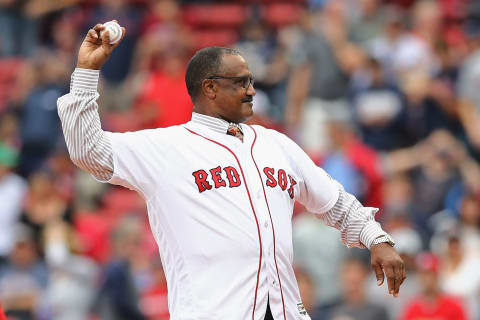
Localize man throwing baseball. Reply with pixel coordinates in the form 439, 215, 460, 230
58, 23, 405, 320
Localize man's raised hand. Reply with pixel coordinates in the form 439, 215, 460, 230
77, 21, 126, 70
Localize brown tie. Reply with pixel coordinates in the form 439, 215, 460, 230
227, 123, 244, 142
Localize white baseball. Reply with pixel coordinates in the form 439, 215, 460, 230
100, 21, 122, 44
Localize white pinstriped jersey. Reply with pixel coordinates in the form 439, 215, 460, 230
57, 68, 387, 320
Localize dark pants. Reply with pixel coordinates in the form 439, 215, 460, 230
265, 302, 274, 320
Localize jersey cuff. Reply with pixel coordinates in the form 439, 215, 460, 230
71, 68, 100, 92
359, 216, 387, 250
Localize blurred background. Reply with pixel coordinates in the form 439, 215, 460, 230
1, 0, 480, 319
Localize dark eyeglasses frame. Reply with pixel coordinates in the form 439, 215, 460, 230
206, 75, 254, 89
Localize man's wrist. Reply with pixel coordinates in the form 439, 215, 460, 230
71, 68, 100, 92
76, 62, 101, 70
371, 234, 395, 249
360, 219, 387, 250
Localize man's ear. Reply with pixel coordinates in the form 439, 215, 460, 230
201, 79, 217, 100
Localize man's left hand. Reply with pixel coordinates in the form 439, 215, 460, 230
370, 243, 406, 297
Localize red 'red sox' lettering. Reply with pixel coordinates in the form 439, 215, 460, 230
278, 169, 288, 191
210, 166, 227, 188
263, 167, 297, 199
263, 167, 277, 187
192, 170, 213, 192
192, 166, 242, 192
224, 166, 241, 187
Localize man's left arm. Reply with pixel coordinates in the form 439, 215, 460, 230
321, 183, 406, 297
274, 130, 406, 297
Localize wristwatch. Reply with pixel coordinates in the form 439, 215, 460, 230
371, 234, 395, 248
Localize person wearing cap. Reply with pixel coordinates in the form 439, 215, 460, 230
400, 252, 467, 320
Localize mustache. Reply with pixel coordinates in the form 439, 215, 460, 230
242, 96, 253, 103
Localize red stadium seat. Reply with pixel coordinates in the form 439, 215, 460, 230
0, 58, 25, 111
263, 3, 304, 27
192, 29, 239, 50
183, 4, 249, 28
235, 0, 306, 4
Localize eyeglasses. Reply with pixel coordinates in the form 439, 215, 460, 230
207, 75, 255, 89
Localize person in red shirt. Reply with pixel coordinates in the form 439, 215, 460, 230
0, 304, 6, 320
140, 260, 169, 320
135, 52, 193, 129
401, 252, 468, 320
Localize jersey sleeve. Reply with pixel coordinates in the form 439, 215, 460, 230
57, 68, 156, 198
57, 68, 114, 181
104, 130, 158, 196
272, 130, 339, 213
272, 130, 386, 249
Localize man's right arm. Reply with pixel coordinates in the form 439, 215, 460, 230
57, 22, 125, 181
57, 68, 114, 181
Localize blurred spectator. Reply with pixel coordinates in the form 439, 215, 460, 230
393, 0, 442, 76
401, 252, 467, 320
134, 52, 193, 129
286, 0, 364, 152
235, 19, 289, 121
87, 0, 143, 111
0, 224, 48, 320
432, 193, 480, 258
42, 221, 99, 320
95, 216, 146, 320
0, 0, 81, 57
401, 70, 468, 148
349, 0, 387, 45
0, 144, 27, 263
366, 5, 406, 81
20, 169, 72, 244
0, 0, 38, 57
329, 257, 388, 320
456, 194, 480, 257
351, 56, 408, 151
386, 130, 480, 244
140, 259, 169, 320
321, 113, 384, 208
440, 230, 480, 319
293, 213, 347, 316
382, 174, 415, 219
17, 52, 68, 177
0, 110, 21, 149
456, 1, 480, 153
135, 0, 193, 71
49, 11, 84, 68
73, 207, 111, 264
48, 149, 75, 202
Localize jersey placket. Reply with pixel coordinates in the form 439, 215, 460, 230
236, 133, 284, 319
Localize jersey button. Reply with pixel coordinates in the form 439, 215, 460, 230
264, 221, 269, 228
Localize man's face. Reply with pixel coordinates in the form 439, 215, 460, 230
211, 54, 256, 123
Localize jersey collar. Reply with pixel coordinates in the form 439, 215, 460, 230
191, 112, 243, 136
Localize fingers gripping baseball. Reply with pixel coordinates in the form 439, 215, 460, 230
77, 21, 126, 70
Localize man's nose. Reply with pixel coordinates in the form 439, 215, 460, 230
247, 82, 256, 96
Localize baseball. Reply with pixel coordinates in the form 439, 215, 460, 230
100, 21, 122, 44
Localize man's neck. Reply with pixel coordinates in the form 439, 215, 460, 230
193, 109, 238, 124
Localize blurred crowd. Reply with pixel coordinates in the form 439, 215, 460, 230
1, 0, 480, 319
